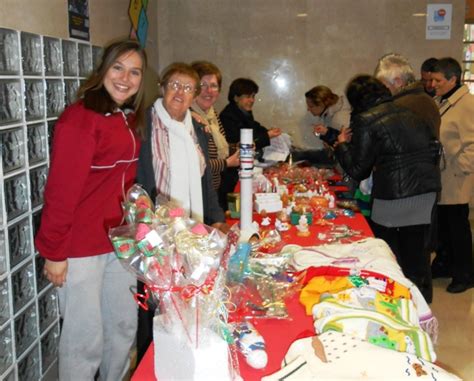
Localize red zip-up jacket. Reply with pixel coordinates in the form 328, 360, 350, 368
35, 101, 141, 261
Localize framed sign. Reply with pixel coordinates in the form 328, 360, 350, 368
68, 0, 90, 41
426, 4, 452, 40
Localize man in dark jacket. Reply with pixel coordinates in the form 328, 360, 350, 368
335, 75, 441, 303
420, 57, 438, 97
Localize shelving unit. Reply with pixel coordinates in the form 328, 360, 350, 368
462, 23, 474, 93
0, 27, 102, 380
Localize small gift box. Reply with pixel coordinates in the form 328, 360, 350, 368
290, 211, 313, 225
254, 193, 282, 214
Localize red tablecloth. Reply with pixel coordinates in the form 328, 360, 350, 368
132, 212, 373, 381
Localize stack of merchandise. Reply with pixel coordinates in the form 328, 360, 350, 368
261, 238, 461, 381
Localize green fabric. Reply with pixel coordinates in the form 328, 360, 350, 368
354, 189, 372, 217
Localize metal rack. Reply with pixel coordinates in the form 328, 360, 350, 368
0, 27, 102, 380
463, 23, 474, 93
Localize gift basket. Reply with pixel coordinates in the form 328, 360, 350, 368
109, 185, 240, 381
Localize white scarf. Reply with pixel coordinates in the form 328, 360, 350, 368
154, 99, 204, 222
192, 102, 229, 160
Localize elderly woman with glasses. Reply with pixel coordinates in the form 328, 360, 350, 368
135, 62, 228, 360
190, 61, 240, 195
137, 62, 226, 229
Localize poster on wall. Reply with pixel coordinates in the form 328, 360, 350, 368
129, 0, 148, 47
68, 0, 90, 41
426, 3, 452, 40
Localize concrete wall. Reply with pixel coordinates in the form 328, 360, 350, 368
0, 0, 467, 146
154, 0, 465, 148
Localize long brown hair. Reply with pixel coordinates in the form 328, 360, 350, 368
77, 39, 148, 137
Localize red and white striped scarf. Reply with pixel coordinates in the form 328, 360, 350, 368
151, 99, 205, 221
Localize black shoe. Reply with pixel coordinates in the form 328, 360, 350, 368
446, 279, 474, 293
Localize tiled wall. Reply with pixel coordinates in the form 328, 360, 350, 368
0, 27, 101, 380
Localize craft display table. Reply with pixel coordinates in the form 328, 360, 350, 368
131, 212, 373, 381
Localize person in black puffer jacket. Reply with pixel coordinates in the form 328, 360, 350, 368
334, 75, 441, 303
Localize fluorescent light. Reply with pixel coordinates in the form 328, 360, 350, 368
297, 13, 307, 17
412, 13, 427, 17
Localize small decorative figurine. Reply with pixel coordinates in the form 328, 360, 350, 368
274, 209, 290, 232
325, 193, 336, 208
296, 214, 311, 237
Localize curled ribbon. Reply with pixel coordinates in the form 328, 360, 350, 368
180, 267, 220, 300
145, 268, 218, 301
134, 287, 150, 311
180, 282, 213, 300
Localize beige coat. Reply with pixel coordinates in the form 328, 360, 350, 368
438, 85, 474, 204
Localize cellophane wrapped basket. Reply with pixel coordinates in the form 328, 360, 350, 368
109, 184, 241, 381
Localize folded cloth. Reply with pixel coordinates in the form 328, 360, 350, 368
299, 275, 355, 314
318, 286, 419, 326
286, 238, 438, 341
262, 332, 461, 381
313, 299, 436, 362
299, 274, 412, 315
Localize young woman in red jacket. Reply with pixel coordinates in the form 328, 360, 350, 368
35, 39, 147, 381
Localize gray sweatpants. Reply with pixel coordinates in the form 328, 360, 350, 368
57, 252, 137, 381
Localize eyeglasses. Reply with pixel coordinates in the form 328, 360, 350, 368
166, 80, 195, 94
200, 82, 220, 91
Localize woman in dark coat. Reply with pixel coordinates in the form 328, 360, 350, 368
334, 75, 441, 303
218, 78, 281, 209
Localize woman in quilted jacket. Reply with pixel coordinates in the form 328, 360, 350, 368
334, 75, 441, 303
